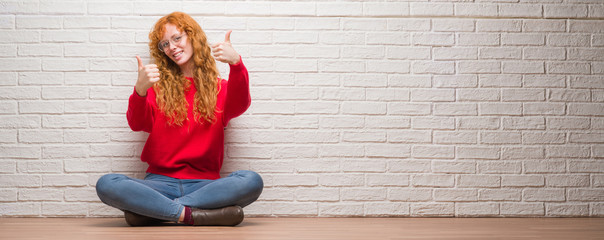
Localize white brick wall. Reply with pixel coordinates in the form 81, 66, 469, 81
0, 0, 603, 218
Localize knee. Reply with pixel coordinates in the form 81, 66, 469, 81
95, 173, 126, 199
234, 170, 264, 196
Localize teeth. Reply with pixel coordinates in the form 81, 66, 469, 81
174, 52, 182, 57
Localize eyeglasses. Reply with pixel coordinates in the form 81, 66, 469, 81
158, 33, 187, 53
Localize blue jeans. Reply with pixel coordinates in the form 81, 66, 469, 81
95, 170, 263, 222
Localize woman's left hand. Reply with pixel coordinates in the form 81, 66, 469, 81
211, 30, 240, 65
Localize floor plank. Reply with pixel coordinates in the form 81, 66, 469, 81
1, 217, 603, 240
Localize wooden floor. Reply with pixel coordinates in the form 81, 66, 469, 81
1, 217, 603, 240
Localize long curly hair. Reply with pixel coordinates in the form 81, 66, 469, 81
148, 12, 220, 126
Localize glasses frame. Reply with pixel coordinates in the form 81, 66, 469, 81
158, 33, 188, 53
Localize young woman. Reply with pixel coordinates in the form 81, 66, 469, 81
95, 12, 263, 227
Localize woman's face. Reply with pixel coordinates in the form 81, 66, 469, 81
159, 23, 193, 67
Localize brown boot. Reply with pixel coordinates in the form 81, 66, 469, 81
191, 206, 244, 226
124, 211, 164, 227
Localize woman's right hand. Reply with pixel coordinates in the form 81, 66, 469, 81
135, 56, 160, 97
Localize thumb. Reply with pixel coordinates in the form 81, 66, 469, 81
224, 30, 232, 43
136, 56, 143, 70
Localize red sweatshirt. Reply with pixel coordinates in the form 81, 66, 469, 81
126, 59, 250, 180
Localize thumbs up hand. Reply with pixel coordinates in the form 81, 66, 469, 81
211, 30, 240, 65
135, 56, 160, 97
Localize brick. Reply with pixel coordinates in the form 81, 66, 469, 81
457, 117, 499, 130
433, 75, 478, 90
365, 116, 411, 129
0, 116, 41, 129
295, 18, 340, 30
546, 146, 590, 158
0, 202, 40, 216
18, 188, 62, 201
343, 19, 387, 31
502, 33, 545, 46
42, 174, 88, 187
64, 16, 110, 29
320, 116, 364, 129
411, 203, 454, 216
0, 145, 40, 159
367, 174, 409, 187
523, 20, 566, 32
503, 61, 545, 74
387, 47, 431, 60
42, 203, 87, 216
545, 4, 588, 18
389, 160, 431, 173
387, 19, 430, 31
411, 89, 454, 102
389, 188, 432, 201
569, 103, 604, 116
366, 88, 409, 101
547, 33, 591, 47
273, 146, 318, 159
523, 47, 566, 60
502, 89, 545, 101
458, 61, 500, 74
342, 188, 386, 201
387, 130, 431, 143
319, 174, 363, 187
480, 74, 522, 88
523, 188, 565, 202
367, 60, 410, 74
341, 159, 387, 173
523, 75, 566, 88
525, 158, 564, 174
295, 159, 340, 173
478, 161, 521, 174
434, 189, 477, 202
412, 33, 454, 46
319, 60, 363, 73
455, 3, 497, 17
365, 143, 411, 158
546, 174, 590, 187
433, 161, 475, 174
479, 189, 521, 201
0, 189, 17, 202
547, 117, 590, 130
477, 19, 521, 32
412, 117, 455, 130
569, 133, 604, 143
480, 47, 521, 60
387, 103, 431, 116
272, 202, 317, 216
434, 103, 477, 116
363, 2, 409, 16
569, 161, 604, 173
568, 189, 604, 201
0, 175, 40, 187
295, 46, 338, 59
433, 19, 474, 32
457, 146, 500, 160
271, 2, 315, 16
366, 203, 410, 216
294, 131, 340, 143
412, 174, 455, 187
320, 145, 364, 157
459, 33, 500, 46
317, 3, 362, 17
501, 203, 544, 216
341, 101, 386, 115
456, 203, 499, 217
547, 203, 589, 217
498, 4, 542, 18
19, 101, 63, 114
249, 18, 293, 30
503, 117, 545, 130
479, 103, 522, 116
367, 32, 410, 45
319, 203, 363, 217
389, 75, 431, 88
341, 74, 387, 88
410, 3, 453, 16
434, 131, 477, 144
295, 188, 339, 202
502, 175, 544, 187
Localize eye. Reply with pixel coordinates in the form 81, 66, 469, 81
174, 36, 182, 42
159, 41, 169, 49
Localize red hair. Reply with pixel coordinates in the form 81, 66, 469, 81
148, 12, 220, 126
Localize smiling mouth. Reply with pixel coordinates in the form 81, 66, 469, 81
173, 51, 183, 58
